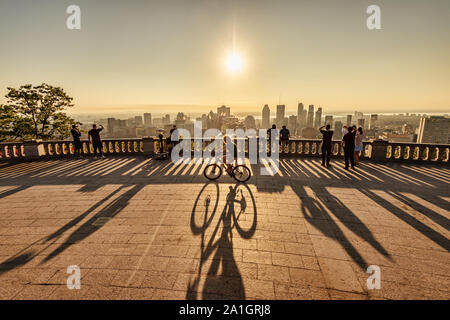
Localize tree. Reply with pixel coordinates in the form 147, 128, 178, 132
1, 83, 79, 141
0, 104, 18, 141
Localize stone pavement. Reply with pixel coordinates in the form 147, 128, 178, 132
0, 156, 448, 299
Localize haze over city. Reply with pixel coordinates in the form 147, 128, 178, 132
1, 0, 450, 114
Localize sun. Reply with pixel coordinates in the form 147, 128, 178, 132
226, 52, 243, 73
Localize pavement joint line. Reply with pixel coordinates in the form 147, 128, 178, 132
125, 204, 172, 287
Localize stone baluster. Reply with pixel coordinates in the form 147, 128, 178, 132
368, 139, 389, 162
23, 140, 45, 160
142, 137, 155, 155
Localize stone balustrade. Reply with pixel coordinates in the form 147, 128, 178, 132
0, 137, 448, 165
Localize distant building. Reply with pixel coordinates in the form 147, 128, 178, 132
417, 116, 450, 144
402, 123, 414, 134
244, 115, 256, 129
334, 121, 343, 139
163, 114, 170, 125
382, 132, 416, 143
134, 116, 143, 126
107, 117, 116, 135
354, 111, 364, 120
144, 113, 152, 125
288, 115, 297, 133
297, 102, 308, 127
307, 105, 314, 127
175, 113, 186, 126
314, 107, 322, 128
357, 118, 365, 128
302, 127, 318, 139
262, 104, 270, 128
324, 115, 333, 127
276, 105, 285, 122
217, 105, 231, 117
369, 114, 378, 129
346, 115, 352, 127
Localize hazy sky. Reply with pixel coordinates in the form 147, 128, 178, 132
0, 0, 449, 114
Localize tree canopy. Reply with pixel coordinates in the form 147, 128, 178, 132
0, 83, 79, 142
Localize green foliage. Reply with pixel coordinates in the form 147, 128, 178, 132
0, 83, 80, 141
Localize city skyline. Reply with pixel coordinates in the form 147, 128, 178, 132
1, 0, 450, 114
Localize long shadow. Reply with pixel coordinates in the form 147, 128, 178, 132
0, 184, 133, 274
387, 191, 450, 231
44, 186, 126, 243
187, 182, 257, 299
359, 188, 450, 251
292, 184, 370, 270
1, 157, 449, 280
0, 185, 29, 200
41, 184, 145, 263
310, 184, 392, 260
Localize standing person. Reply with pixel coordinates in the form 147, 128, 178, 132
267, 124, 276, 141
319, 124, 334, 167
88, 124, 104, 158
280, 125, 290, 150
354, 127, 364, 165
342, 126, 356, 170
71, 124, 82, 157
267, 124, 277, 154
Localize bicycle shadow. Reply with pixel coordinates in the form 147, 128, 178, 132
187, 182, 257, 299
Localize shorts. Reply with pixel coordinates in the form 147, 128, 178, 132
354, 145, 363, 152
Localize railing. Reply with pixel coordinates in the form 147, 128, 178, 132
0, 142, 25, 159
0, 139, 143, 160
0, 138, 448, 165
386, 142, 449, 163
41, 139, 143, 157
277, 139, 372, 159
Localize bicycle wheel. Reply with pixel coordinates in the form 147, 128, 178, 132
232, 165, 251, 183
190, 182, 219, 235
204, 164, 222, 180
232, 183, 257, 239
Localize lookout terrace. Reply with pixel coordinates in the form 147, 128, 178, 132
0, 138, 448, 299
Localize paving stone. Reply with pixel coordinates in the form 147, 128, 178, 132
0, 158, 448, 300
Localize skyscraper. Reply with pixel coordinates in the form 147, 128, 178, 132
369, 114, 378, 129
300, 110, 307, 127
244, 115, 256, 129
307, 105, 314, 127
288, 115, 297, 133
357, 118, 365, 128
314, 107, 322, 128
276, 105, 285, 121
417, 116, 450, 144
144, 113, 152, 125
324, 115, 333, 126
334, 121, 343, 139
354, 111, 364, 120
107, 118, 116, 135
164, 114, 170, 124
346, 115, 352, 127
134, 116, 143, 126
217, 105, 231, 117
297, 103, 304, 123
262, 104, 270, 128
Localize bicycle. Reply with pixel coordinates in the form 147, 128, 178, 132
203, 162, 251, 183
